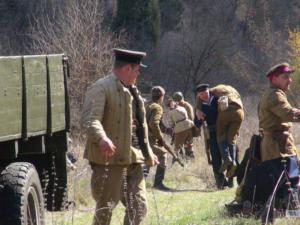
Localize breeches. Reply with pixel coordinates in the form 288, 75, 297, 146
91, 163, 147, 225
174, 128, 193, 153
217, 105, 244, 144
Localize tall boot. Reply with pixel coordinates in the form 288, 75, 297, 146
219, 140, 233, 173
214, 172, 226, 189
153, 166, 170, 191
143, 165, 150, 178
226, 144, 237, 178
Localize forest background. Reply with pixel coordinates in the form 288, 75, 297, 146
2, 1, 300, 224
1, 0, 300, 139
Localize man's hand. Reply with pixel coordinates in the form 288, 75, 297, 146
99, 137, 116, 157
292, 108, 300, 116
157, 138, 165, 147
145, 154, 159, 167
196, 110, 206, 121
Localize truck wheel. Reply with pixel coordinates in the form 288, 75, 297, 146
0, 162, 45, 225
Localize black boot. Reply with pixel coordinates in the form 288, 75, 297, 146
219, 141, 233, 173
214, 173, 226, 190
153, 166, 171, 191
143, 165, 150, 178
226, 177, 234, 188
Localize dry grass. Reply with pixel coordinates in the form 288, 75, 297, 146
44, 95, 300, 224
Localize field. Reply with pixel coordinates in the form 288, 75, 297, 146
45, 97, 300, 225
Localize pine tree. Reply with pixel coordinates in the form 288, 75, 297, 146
113, 0, 160, 47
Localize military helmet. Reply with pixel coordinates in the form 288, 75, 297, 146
151, 86, 165, 98
173, 92, 183, 102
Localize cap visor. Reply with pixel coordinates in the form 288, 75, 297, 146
140, 63, 148, 68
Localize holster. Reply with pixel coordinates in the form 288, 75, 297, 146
249, 134, 262, 161
272, 131, 289, 154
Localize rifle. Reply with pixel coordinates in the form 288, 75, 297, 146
202, 121, 212, 165
161, 140, 184, 167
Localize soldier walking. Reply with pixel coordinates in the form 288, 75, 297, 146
195, 84, 232, 189
82, 48, 158, 225
146, 86, 171, 191
196, 84, 244, 179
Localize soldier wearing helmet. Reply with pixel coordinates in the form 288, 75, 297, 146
172, 91, 195, 158
173, 92, 194, 121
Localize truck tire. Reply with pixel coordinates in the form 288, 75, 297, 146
0, 162, 45, 225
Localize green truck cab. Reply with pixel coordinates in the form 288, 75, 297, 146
0, 54, 70, 225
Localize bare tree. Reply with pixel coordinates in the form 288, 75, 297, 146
153, 0, 238, 99
28, 0, 122, 140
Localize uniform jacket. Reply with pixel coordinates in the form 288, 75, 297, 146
259, 85, 300, 161
82, 74, 154, 165
146, 102, 164, 141
168, 106, 194, 134
210, 84, 243, 109
179, 100, 195, 121
146, 102, 167, 156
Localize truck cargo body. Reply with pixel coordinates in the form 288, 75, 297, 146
0, 54, 70, 225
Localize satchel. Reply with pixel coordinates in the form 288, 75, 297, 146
192, 125, 201, 137
218, 96, 229, 111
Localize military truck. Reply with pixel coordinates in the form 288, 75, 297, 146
0, 54, 70, 225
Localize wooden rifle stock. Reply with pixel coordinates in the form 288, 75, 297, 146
162, 141, 184, 167
203, 121, 212, 165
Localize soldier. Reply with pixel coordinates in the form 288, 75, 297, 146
173, 92, 195, 121
195, 84, 232, 189
259, 63, 300, 161
196, 84, 244, 178
173, 92, 195, 158
236, 62, 300, 207
146, 86, 171, 191
81, 48, 158, 225
167, 98, 195, 159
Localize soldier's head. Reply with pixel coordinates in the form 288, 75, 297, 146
195, 84, 210, 102
266, 63, 294, 92
151, 86, 165, 103
173, 92, 184, 102
113, 48, 147, 86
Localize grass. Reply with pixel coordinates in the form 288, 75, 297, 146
45, 108, 300, 225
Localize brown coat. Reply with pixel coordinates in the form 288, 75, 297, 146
259, 85, 300, 161
146, 102, 167, 159
82, 74, 154, 165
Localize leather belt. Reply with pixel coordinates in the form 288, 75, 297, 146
262, 130, 290, 136
175, 118, 186, 124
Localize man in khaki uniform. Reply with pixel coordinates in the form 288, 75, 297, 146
173, 92, 195, 121
167, 99, 194, 159
173, 92, 195, 158
196, 84, 244, 177
259, 63, 300, 161
82, 48, 158, 225
146, 86, 170, 190
236, 62, 300, 206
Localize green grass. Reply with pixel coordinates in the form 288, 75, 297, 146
45, 137, 300, 225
